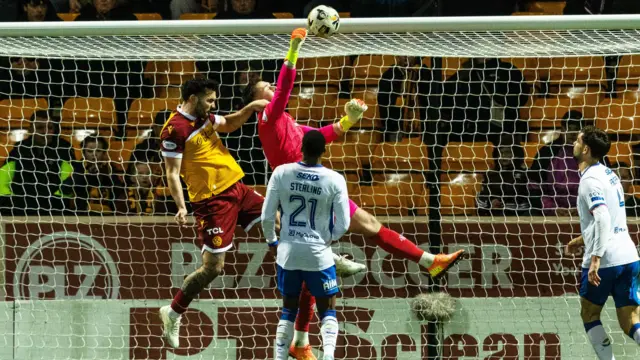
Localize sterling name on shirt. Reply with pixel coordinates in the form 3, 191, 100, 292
290, 181, 323, 195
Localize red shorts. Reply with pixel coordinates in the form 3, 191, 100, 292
191, 182, 264, 254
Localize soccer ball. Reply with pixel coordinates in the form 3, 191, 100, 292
307, 5, 340, 38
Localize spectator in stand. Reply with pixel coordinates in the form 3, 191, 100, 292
18, 0, 60, 22
0, 57, 66, 107
60, 135, 126, 215
215, 0, 274, 19
170, 0, 217, 19
116, 161, 175, 214
441, 58, 529, 144
75, 0, 137, 19
477, 136, 530, 216
613, 161, 640, 217
528, 110, 584, 213
0, 110, 73, 215
131, 110, 171, 164
378, 56, 435, 142
537, 112, 583, 217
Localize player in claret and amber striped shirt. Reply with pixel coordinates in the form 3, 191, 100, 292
244, 28, 466, 360
158, 78, 268, 349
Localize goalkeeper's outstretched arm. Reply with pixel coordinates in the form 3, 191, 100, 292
264, 28, 308, 121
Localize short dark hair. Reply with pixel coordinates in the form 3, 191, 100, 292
301, 130, 326, 159
30, 109, 50, 121
581, 125, 610, 160
242, 76, 262, 107
181, 78, 219, 102
81, 135, 108, 150
562, 110, 584, 130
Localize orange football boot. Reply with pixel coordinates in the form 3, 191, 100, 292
289, 344, 316, 360
427, 249, 466, 280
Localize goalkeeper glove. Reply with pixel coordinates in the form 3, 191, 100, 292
339, 98, 368, 132
285, 28, 307, 66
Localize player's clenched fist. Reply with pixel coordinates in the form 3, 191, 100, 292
339, 98, 367, 132
249, 99, 269, 112
175, 208, 188, 226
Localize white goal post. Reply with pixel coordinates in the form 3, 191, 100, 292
0, 14, 639, 360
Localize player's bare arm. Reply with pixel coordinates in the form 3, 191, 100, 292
216, 99, 270, 133
565, 235, 584, 256
164, 156, 187, 226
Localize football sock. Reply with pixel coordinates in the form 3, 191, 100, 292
170, 289, 192, 316
372, 226, 428, 264
319, 309, 338, 360
628, 323, 640, 345
585, 320, 615, 360
294, 284, 315, 346
275, 308, 297, 360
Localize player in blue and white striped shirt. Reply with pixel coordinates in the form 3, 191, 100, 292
565, 126, 640, 360
262, 130, 350, 360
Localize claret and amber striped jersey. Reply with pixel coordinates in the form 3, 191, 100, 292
160, 107, 244, 203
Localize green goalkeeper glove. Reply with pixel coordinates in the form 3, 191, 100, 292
285, 28, 307, 66
339, 99, 368, 132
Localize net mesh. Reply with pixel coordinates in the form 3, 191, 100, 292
0, 26, 639, 359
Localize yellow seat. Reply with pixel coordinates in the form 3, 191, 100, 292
287, 86, 339, 123
527, 1, 566, 15
0, 98, 48, 122
351, 184, 408, 216
538, 57, 606, 85
608, 142, 635, 166
324, 130, 379, 172
596, 94, 640, 134
145, 61, 197, 86
134, 13, 162, 21
370, 137, 428, 171
524, 86, 603, 129
371, 172, 427, 211
617, 55, 640, 86
57, 13, 79, 21
440, 173, 483, 215
128, 98, 179, 128
61, 97, 116, 130
179, 13, 216, 20
442, 142, 494, 172
350, 86, 379, 128
298, 56, 348, 85
352, 55, 396, 85
273, 12, 294, 18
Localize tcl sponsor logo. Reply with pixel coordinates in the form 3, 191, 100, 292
206, 227, 223, 235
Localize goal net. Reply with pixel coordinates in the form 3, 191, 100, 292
0, 16, 639, 359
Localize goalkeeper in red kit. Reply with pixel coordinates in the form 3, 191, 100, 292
244, 28, 465, 360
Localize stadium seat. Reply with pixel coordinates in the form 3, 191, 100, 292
134, 13, 162, 20
527, 1, 567, 15
527, 129, 561, 144
145, 61, 197, 86
351, 183, 408, 216
153, 86, 182, 100
596, 95, 640, 134
537, 57, 606, 85
524, 142, 544, 167
179, 13, 216, 20
442, 142, 494, 171
288, 86, 339, 123
523, 86, 603, 128
352, 55, 396, 85
371, 172, 427, 211
617, 55, 640, 86
128, 98, 179, 128
109, 139, 137, 171
350, 86, 379, 127
608, 141, 635, 166
370, 137, 429, 171
61, 97, 116, 130
272, 12, 294, 18
57, 13, 79, 21
325, 130, 379, 171
338, 12, 351, 18
440, 173, 483, 215
0, 98, 48, 122
511, 11, 546, 16
502, 57, 545, 84
298, 56, 348, 85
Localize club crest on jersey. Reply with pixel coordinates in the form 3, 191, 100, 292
162, 140, 177, 150
212, 236, 223, 246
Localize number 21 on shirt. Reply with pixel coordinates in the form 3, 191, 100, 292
289, 195, 318, 229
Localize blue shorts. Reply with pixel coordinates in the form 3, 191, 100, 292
276, 265, 339, 298
580, 261, 640, 308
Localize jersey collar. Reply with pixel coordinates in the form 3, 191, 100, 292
579, 162, 601, 178
298, 161, 323, 168
177, 105, 197, 121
